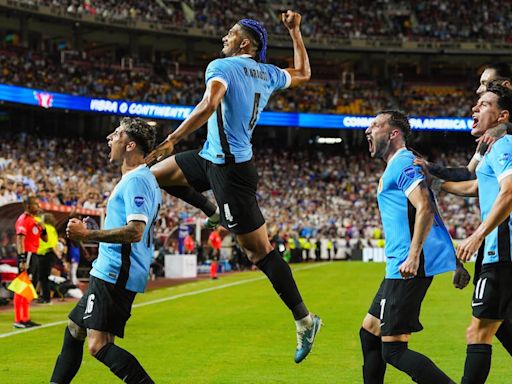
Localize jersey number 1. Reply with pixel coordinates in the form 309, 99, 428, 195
249, 93, 261, 132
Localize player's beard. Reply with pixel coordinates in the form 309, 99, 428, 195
373, 137, 390, 159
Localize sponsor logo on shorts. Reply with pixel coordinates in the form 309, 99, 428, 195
471, 301, 484, 307
223, 203, 234, 222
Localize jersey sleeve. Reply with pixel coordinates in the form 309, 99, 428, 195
205, 59, 230, 91
122, 177, 154, 225
15, 215, 28, 236
394, 156, 425, 197
488, 139, 512, 183
266, 64, 292, 91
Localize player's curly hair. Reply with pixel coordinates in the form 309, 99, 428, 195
120, 117, 156, 156
238, 19, 267, 63
377, 109, 411, 139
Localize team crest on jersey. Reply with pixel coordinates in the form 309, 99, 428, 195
498, 153, 510, 166
134, 196, 144, 207
32, 226, 39, 235
403, 166, 416, 179
377, 178, 383, 193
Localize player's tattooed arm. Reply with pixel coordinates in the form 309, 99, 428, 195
67, 218, 146, 243
415, 157, 474, 182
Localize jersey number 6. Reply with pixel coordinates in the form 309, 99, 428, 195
249, 93, 261, 132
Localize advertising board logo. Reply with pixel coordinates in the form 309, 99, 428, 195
34, 92, 54, 109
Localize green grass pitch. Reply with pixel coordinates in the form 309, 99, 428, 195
0, 262, 510, 383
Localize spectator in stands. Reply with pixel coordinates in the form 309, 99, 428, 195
82, 190, 99, 209
0, 131, 485, 256
0, 45, 474, 117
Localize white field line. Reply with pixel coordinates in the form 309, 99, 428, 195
0, 262, 331, 339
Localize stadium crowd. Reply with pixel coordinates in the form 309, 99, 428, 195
14, 0, 512, 42
0, 133, 481, 245
0, 46, 476, 117
393, 84, 474, 117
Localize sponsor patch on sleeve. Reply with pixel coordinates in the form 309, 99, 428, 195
498, 152, 511, 166
134, 196, 145, 207
403, 166, 417, 179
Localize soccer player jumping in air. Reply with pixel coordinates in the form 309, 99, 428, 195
147, 11, 321, 363
361, 111, 456, 384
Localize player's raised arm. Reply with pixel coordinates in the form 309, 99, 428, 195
282, 10, 310, 88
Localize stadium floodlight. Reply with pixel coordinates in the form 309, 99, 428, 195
316, 137, 342, 144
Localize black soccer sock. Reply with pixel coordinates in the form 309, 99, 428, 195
359, 328, 386, 384
382, 342, 454, 384
256, 249, 308, 320
50, 327, 85, 384
161, 186, 217, 217
496, 319, 512, 356
94, 342, 154, 384
461, 344, 492, 384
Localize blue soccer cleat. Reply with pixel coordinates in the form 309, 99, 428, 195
294, 314, 322, 363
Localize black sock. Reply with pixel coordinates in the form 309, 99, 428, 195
94, 343, 154, 384
461, 344, 492, 384
359, 328, 386, 384
162, 186, 216, 217
382, 342, 454, 384
496, 319, 512, 356
50, 327, 85, 384
256, 249, 307, 320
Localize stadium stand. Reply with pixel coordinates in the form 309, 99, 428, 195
0, 46, 478, 116
12, 0, 512, 42
393, 83, 474, 117
0, 132, 481, 247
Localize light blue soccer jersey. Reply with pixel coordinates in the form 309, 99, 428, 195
377, 148, 456, 279
199, 55, 291, 164
90, 165, 161, 292
476, 135, 512, 265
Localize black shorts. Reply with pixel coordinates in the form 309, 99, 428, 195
471, 263, 512, 320
175, 150, 265, 235
69, 276, 136, 338
368, 277, 433, 336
